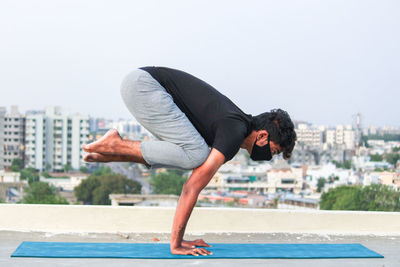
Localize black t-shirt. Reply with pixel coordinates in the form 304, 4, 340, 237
139, 66, 253, 162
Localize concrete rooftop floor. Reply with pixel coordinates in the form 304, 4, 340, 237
1, 231, 398, 267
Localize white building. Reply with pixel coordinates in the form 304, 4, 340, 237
40, 174, 87, 191
0, 170, 21, 183
111, 119, 149, 138
266, 161, 303, 194
0, 107, 6, 169
295, 123, 323, 148
25, 107, 89, 172
325, 125, 356, 150
3, 106, 25, 169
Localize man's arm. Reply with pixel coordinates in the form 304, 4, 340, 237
170, 148, 225, 256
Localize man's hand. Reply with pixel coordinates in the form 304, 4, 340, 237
171, 246, 213, 256
181, 239, 211, 248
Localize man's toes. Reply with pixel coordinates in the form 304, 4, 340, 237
82, 144, 93, 152
83, 154, 93, 162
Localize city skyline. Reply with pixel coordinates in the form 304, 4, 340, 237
1, 1, 399, 127
2, 104, 399, 130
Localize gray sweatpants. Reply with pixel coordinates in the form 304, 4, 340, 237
120, 69, 210, 170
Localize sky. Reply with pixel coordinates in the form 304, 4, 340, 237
0, 0, 399, 127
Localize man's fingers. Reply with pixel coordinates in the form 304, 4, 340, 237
195, 239, 211, 247
204, 248, 213, 255
197, 248, 212, 256
195, 248, 207, 256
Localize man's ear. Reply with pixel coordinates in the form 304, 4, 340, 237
256, 130, 269, 146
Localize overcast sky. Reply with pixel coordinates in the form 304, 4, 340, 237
0, 0, 399, 127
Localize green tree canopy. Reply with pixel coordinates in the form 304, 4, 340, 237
92, 166, 114, 176
385, 153, 400, 166
320, 184, 400, 211
74, 172, 142, 205
150, 170, 187, 195
370, 154, 383, 162
45, 163, 52, 172
20, 168, 40, 184
22, 182, 68, 204
316, 178, 326, 193
332, 160, 352, 169
79, 166, 90, 173
10, 158, 23, 172
63, 164, 72, 173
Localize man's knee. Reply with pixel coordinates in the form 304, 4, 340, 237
120, 69, 143, 102
183, 145, 210, 169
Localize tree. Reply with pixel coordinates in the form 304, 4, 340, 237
332, 160, 351, 169
45, 163, 52, 172
79, 166, 90, 173
385, 153, 400, 166
343, 160, 352, 170
370, 154, 383, 162
42, 172, 52, 178
92, 166, 114, 176
20, 168, 40, 184
74, 175, 101, 204
22, 182, 68, 204
74, 173, 141, 205
359, 184, 400, 211
150, 170, 187, 195
320, 184, 400, 211
63, 164, 72, 173
319, 185, 362, 210
10, 158, 23, 172
316, 178, 326, 193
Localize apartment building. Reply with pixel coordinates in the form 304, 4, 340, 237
295, 123, 323, 148
25, 107, 89, 172
326, 125, 355, 150
3, 106, 25, 169
0, 107, 6, 169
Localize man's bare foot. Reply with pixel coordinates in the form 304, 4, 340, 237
83, 152, 151, 168
84, 152, 113, 162
82, 128, 122, 155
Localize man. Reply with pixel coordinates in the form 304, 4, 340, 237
82, 66, 297, 256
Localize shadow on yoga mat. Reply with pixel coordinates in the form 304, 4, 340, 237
11, 242, 384, 259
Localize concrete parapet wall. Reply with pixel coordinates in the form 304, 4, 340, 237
0, 204, 399, 235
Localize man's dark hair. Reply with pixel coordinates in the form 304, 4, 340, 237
251, 109, 297, 159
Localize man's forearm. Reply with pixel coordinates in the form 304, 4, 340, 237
170, 186, 199, 249
169, 149, 225, 253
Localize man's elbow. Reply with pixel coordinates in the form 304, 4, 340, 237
181, 181, 201, 196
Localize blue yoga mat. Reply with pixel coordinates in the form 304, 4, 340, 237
11, 242, 383, 259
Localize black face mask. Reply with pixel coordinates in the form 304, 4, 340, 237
250, 136, 273, 161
